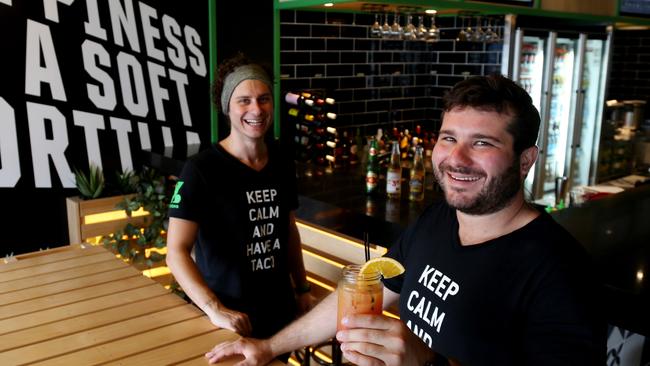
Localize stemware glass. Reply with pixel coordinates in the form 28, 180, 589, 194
426, 14, 440, 43
456, 16, 470, 42
403, 14, 417, 40
390, 13, 403, 39
484, 17, 500, 43
371, 13, 382, 38
471, 16, 485, 42
416, 15, 427, 41
381, 13, 391, 38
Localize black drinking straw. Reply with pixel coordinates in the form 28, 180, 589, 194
364, 232, 370, 262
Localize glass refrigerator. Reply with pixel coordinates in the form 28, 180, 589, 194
513, 29, 612, 204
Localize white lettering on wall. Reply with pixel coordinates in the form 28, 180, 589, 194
26, 102, 74, 188
184, 25, 206, 77
147, 61, 169, 121
0, 98, 21, 187
25, 20, 67, 101
168, 69, 191, 126
43, 0, 74, 23
83, 0, 107, 40
82, 40, 117, 111
117, 52, 148, 117
139, 1, 165, 62
109, 117, 133, 172
108, 0, 140, 52
73, 110, 106, 169
137, 121, 151, 151
162, 14, 186, 69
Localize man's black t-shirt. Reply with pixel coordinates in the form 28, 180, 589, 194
384, 201, 604, 365
168, 142, 299, 338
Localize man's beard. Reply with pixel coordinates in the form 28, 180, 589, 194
434, 156, 521, 215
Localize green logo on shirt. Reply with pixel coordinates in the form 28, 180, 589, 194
170, 181, 184, 208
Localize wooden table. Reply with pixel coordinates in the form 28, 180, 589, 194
0, 244, 284, 365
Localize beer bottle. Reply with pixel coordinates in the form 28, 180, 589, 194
409, 146, 425, 202
386, 141, 402, 199
366, 137, 379, 195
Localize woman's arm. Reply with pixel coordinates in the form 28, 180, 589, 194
166, 217, 252, 335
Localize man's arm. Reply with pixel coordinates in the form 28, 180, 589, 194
166, 217, 252, 335
206, 287, 339, 365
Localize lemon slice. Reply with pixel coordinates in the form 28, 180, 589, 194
360, 257, 405, 279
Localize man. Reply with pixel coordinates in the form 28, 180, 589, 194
205, 75, 605, 365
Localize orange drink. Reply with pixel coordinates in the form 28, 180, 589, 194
336, 264, 383, 331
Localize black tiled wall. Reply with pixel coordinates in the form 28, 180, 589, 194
608, 29, 650, 116
280, 10, 503, 135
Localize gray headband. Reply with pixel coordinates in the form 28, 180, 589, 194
220, 64, 272, 114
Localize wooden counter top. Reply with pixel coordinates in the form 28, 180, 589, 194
0, 244, 284, 365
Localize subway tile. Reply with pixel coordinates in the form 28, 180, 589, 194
341, 26, 368, 38
296, 11, 326, 24
282, 51, 311, 65
405, 64, 427, 74
439, 29, 459, 40
404, 86, 427, 97
406, 41, 427, 51
354, 64, 374, 76
389, 110, 403, 122
429, 64, 452, 75
380, 87, 402, 99
375, 111, 390, 124
367, 100, 389, 112
327, 39, 354, 50
311, 77, 340, 90
355, 39, 380, 51
439, 52, 467, 63
339, 101, 366, 114
282, 24, 311, 37
281, 79, 310, 92
368, 52, 392, 63
484, 65, 502, 75
280, 10, 295, 23
487, 43, 503, 52
312, 51, 340, 64
436, 17, 455, 28
340, 76, 366, 89
355, 13, 375, 26
455, 42, 484, 52
381, 40, 405, 50
297, 38, 325, 50
430, 86, 451, 98
354, 88, 378, 100
393, 75, 414, 86
327, 64, 354, 77
280, 65, 295, 78
353, 112, 380, 124
414, 97, 435, 109
415, 75, 434, 86
368, 76, 392, 88
281, 38, 295, 51
453, 64, 483, 76
391, 98, 414, 110
427, 40, 454, 52
467, 52, 485, 63
403, 109, 426, 120
327, 12, 354, 25
380, 64, 404, 75
333, 89, 354, 102
297, 65, 325, 78
313, 24, 340, 38
341, 52, 367, 64
438, 75, 465, 87
335, 113, 353, 125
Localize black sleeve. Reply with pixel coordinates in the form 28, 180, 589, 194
382, 211, 422, 294
168, 159, 205, 222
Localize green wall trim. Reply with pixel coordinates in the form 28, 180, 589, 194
277, 0, 650, 25
208, 0, 218, 144
274, 2, 282, 140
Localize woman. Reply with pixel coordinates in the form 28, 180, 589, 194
166, 54, 313, 341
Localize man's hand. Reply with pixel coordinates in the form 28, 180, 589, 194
205, 337, 273, 365
207, 302, 253, 337
335, 314, 435, 366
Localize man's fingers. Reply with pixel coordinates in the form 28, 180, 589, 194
340, 346, 385, 366
342, 314, 394, 330
205, 340, 243, 363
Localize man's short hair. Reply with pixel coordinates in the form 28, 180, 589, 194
442, 74, 541, 155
